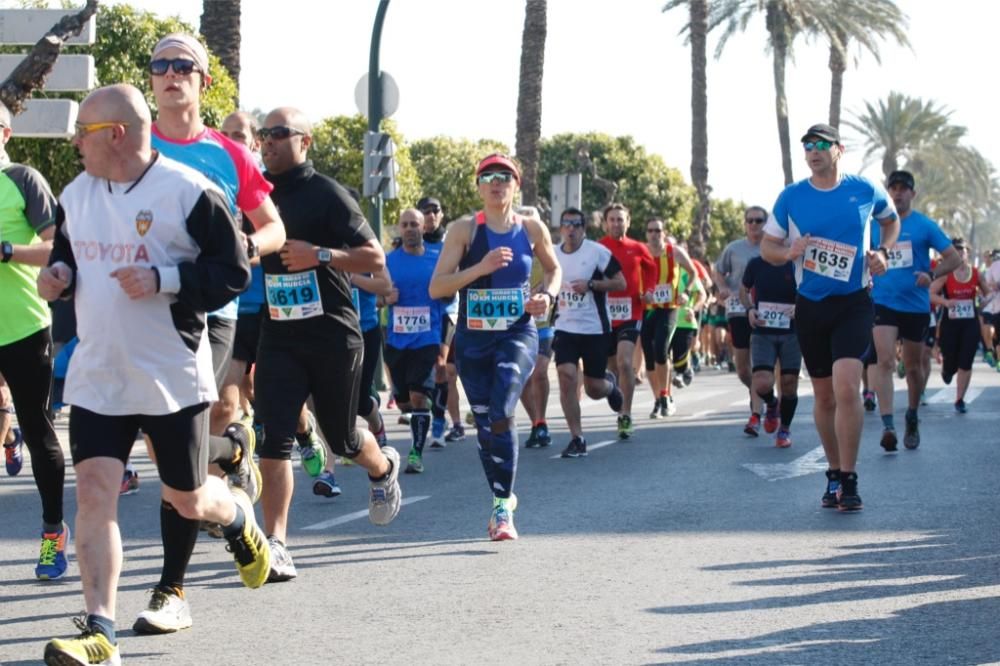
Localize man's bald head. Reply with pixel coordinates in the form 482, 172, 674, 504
75, 84, 153, 180
264, 106, 312, 136
80, 84, 151, 135
260, 106, 312, 175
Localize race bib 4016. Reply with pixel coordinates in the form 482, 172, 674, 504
467, 288, 524, 330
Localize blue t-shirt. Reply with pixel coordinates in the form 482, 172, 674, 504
765, 174, 896, 301
871, 210, 951, 313
351, 280, 379, 332
386, 247, 441, 349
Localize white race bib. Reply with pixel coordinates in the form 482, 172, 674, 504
757, 301, 794, 329
653, 283, 673, 305
948, 299, 975, 319
266, 271, 324, 321
608, 297, 632, 321
466, 288, 524, 331
392, 306, 431, 334
558, 285, 593, 311
726, 295, 747, 315
886, 241, 913, 270
803, 237, 857, 282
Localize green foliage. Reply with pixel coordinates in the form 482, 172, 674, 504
408, 136, 510, 221
538, 132, 696, 240
6, 3, 239, 193
308, 114, 420, 234
704, 197, 747, 258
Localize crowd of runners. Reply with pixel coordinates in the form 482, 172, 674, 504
1, 32, 998, 666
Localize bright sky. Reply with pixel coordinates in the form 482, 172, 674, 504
116, 0, 992, 210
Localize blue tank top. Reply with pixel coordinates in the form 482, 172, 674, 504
352, 280, 378, 332
457, 212, 533, 331
239, 265, 266, 312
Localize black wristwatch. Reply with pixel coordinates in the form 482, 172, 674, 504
0, 241, 12, 263
587, 280, 595, 291
246, 235, 259, 260
876, 246, 890, 260
317, 248, 333, 265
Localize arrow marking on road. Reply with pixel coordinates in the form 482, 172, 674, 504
742, 445, 827, 481
301, 495, 431, 531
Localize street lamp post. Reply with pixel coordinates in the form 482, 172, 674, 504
367, 0, 390, 242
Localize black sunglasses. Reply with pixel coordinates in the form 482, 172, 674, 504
256, 126, 306, 140
745, 217, 766, 224
149, 58, 199, 76
560, 219, 585, 228
421, 206, 441, 214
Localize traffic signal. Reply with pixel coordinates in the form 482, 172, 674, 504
363, 130, 398, 199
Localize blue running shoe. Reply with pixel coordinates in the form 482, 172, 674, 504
4, 426, 24, 476
36, 521, 70, 580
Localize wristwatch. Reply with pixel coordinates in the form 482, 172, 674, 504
0, 241, 12, 263
245, 235, 259, 260
876, 246, 890, 260
317, 248, 333, 265
587, 280, 595, 291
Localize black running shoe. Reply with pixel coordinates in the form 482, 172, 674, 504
605, 371, 623, 413
880, 428, 898, 453
525, 426, 541, 449
821, 469, 840, 508
560, 437, 587, 458
903, 415, 920, 449
837, 471, 863, 512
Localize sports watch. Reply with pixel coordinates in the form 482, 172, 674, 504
245, 235, 259, 260
0, 241, 12, 263
317, 248, 333, 265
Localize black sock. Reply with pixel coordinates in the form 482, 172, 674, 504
779, 396, 798, 427
368, 453, 394, 482
431, 382, 448, 421
757, 389, 777, 408
87, 614, 116, 645
295, 428, 313, 447
158, 501, 199, 591
220, 502, 246, 540
410, 411, 431, 453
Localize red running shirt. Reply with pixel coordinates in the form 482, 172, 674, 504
599, 235, 657, 323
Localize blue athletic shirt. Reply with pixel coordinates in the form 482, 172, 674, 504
871, 210, 951, 313
765, 174, 895, 301
238, 265, 265, 312
352, 277, 379, 332
152, 125, 273, 320
386, 247, 442, 349
457, 212, 533, 332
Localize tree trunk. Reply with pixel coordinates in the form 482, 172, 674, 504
200, 0, 241, 104
767, 4, 794, 185
827, 29, 846, 129
688, 0, 710, 260
515, 0, 546, 208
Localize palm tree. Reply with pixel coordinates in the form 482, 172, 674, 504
816, 0, 909, 129
663, 0, 710, 259
200, 0, 242, 104
515, 0, 547, 208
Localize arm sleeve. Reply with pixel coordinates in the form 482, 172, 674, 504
7, 165, 57, 233
48, 205, 76, 271
165, 188, 251, 312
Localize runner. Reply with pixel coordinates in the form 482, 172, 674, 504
429, 153, 560, 540
870, 170, 959, 451
669, 260, 707, 398
714, 208, 765, 435
253, 106, 401, 581
384, 208, 444, 474
551, 207, 626, 457
931, 238, 987, 413
641, 219, 702, 417
0, 100, 68, 580
761, 122, 898, 511
740, 255, 802, 448
136, 33, 285, 633
518, 207, 556, 449
599, 203, 656, 439
39, 84, 267, 665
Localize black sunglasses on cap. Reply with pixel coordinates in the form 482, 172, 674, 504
149, 58, 199, 76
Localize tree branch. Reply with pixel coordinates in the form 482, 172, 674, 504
0, 0, 99, 114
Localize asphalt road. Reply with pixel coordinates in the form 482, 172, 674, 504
2, 360, 998, 665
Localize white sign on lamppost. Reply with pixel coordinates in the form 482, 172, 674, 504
550, 173, 582, 229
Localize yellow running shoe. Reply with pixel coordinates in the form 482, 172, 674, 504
44, 617, 121, 665
225, 488, 270, 589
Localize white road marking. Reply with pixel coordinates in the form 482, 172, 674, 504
301, 495, 431, 531
549, 439, 617, 459
742, 446, 828, 481
926, 386, 983, 404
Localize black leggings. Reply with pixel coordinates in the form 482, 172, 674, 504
940, 317, 980, 375
357, 326, 381, 417
0, 328, 64, 525
641, 308, 679, 370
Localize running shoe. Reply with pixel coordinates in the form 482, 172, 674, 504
821, 470, 840, 509
560, 437, 587, 458
903, 414, 920, 450
404, 447, 424, 474
691, 353, 701, 372
119, 468, 139, 496
672, 375, 684, 389
431, 416, 446, 442
605, 371, 623, 413
465, 410, 475, 426
369, 446, 402, 526
44, 616, 121, 666
775, 428, 792, 448
225, 487, 270, 589
227, 416, 261, 503
649, 402, 662, 419
920, 391, 928, 406
665, 395, 677, 416
36, 521, 70, 580
683, 368, 694, 386
955, 399, 967, 414
535, 423, 551, 447
266, 536, 298, 582
372, 423, 388, 448
312, 470, 342, 497
986, 351, 996, 368
296, 431, 327, 479
444, 424, 466, 443
4, 426, 23, 476
487, 494, 518, 541
387, 396, 397, 410
743, 413, 761, 437
617, 414, 634, 440
880, 427, 898, 453
525, 425, 542, 448
763, 402, 780, 434
133, 587, 192, 634
863, 390, 876, 412
837, 471, 863, 512
398, 413, 411, 426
